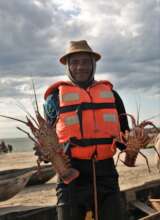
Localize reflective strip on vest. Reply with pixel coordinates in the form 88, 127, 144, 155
64, 115, 79, 125
100, 91, 113, 98
103, 113, 116, 122
62, 93, 80, 102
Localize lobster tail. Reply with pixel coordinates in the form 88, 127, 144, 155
124, 151, 138, 167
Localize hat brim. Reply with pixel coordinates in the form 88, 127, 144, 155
59, 50, 101, 65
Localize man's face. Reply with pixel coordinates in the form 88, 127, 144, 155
68, 53, 93, 82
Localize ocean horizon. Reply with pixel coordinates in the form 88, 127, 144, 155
0, 137, 156, 156
0, 137, 34, 152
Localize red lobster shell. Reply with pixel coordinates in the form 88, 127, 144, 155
116, 114, 160, 172
0, 82, 79, 184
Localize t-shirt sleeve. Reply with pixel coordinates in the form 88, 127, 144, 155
43, 90, 59, 125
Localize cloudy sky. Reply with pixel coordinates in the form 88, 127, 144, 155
0, 0, 160, 138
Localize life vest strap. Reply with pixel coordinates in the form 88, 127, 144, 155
70, 137, 113, 146
59, 102, 116, 113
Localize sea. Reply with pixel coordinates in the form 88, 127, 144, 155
0, 137, 156, 155
0, 137, 34, 152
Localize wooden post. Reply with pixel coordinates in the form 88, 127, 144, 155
92, 156, 98, 220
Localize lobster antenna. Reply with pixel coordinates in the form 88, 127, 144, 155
136, 101, 138, 124
17, 127, 39, 145
144, 113, 160, 121
120, 113, 136, 128
135, 98, 141, 125
13, 98, 39, 126
0, 114, 27, 125
31, 79, 39, 113
138, 102, 141, 124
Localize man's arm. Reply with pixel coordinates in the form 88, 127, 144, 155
113, 90, 130, 132
43, 89, 59, 125
113, 90, 129, 150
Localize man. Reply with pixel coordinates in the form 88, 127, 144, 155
43, 40, 129, 220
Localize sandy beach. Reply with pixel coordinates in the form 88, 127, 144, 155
0, 151, 159, 214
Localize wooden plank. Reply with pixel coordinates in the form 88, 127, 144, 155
149, 199, 160, 212
131, 201, 157, 215
121, 178, 160, 193
125, 190, 136, 203
0, 206, 57, 220
138, 211, 160, 220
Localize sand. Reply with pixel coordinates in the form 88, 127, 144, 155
0, 151, 159, 214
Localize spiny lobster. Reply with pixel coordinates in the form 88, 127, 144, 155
0, 82, 79, 184
154, 133, 160, 171
116, 113, 160, 172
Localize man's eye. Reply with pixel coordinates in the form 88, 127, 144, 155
70, 60, 78, 65
83, 60, 90, 65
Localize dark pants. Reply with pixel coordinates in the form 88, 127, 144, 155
56, 182, 123, 220
57, 158, 123, 220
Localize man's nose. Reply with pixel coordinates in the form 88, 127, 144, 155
77, 63, 86, 71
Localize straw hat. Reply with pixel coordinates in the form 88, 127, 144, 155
59, 40, 101, 65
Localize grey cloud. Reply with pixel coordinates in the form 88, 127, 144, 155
115, 72, 160, 94
0, 0, 159, 97
0, 76, 65, 98
0, 78, 33, 98
0, 0, 69, 77
94, 0, 160, 94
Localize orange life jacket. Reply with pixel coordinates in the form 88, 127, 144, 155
44, 80, 121, 160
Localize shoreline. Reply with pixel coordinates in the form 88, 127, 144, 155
0, 152, 159, 210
